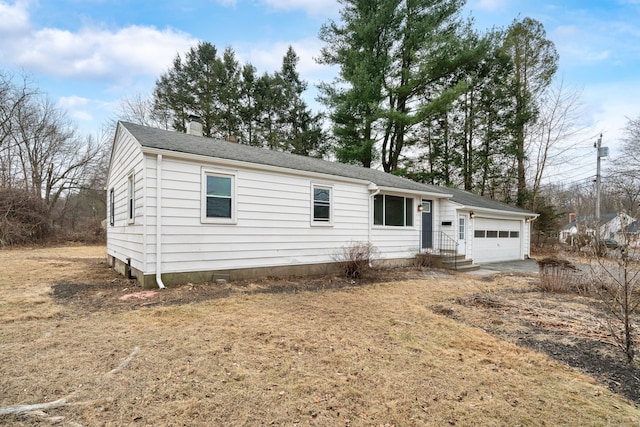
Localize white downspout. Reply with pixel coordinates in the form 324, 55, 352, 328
367, 183, 380, 265
156, 154, 166, 289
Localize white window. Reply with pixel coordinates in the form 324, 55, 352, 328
459, 217, 465, 240
109, 188, 115, 226
312, 184, 332, 225
127, 173, 135, 224
202, 170, 236, 223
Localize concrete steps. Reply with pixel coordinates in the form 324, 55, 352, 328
416, 252, 480, 272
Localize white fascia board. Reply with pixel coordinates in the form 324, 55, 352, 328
376, 186, 452, 199
458, 205, 538, 220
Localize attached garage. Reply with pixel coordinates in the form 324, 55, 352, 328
472, 217, 524, 263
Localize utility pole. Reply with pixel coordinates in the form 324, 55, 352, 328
595, 133, 608, 230
596, 134, 602, 225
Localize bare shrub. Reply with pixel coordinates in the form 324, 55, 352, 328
415, 253, 436, 268
332, 241, 379, 279
0, 188, 51, 246
536, 257, 581, 293
589, 250, 640, 363
58, 217, 106, 244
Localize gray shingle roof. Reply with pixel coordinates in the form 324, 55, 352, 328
120, 121, 534, 215
442, 186, 534, 215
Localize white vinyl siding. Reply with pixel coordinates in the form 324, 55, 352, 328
142, 157, 373, 274
106, 127, 146, 273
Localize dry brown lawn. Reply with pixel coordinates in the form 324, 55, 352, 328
1, 245, 639, 426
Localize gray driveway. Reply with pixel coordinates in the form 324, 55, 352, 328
467, 258, 539, 275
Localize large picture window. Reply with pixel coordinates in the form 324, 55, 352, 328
202, 170, 236, 223
312, 185, 332, 224
373, 194, 413, 227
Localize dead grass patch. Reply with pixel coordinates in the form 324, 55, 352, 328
0, 246, 638, 426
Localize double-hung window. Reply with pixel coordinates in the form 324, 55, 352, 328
312, 184, 332, 225
373, 194, 413, 227
109, 188, 115, 226
127, 173, 135, 224
202, 170, 236, 223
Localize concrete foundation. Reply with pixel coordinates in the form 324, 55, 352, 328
108, 254, 414, 289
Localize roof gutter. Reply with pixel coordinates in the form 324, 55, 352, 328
156, 154, 166, 289
375, 186, 451, 199
456, 204, 539, 220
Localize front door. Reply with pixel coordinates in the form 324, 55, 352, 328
458, 215, 466, 255
421, 200, 433, 249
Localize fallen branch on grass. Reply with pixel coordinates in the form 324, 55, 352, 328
0, 395, 74, 416
106, 346, 140, 376
0, 345, 140, 417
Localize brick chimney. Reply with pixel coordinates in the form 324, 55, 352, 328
187, 115, 203, 137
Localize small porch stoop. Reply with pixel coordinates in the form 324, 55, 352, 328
441, 254, 480, 272
416, 251, 480, 272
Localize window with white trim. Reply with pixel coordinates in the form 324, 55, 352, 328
109, 188, 115, 226
127, 173, 135, 223
373, 194, 413, 227
202, 170, 236, 223
312, 185, 332, 224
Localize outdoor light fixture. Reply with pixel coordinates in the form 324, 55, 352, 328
417, 204, 424, 212
469, 211, 475, 219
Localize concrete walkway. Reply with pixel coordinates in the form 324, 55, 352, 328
466, 258, 539, 275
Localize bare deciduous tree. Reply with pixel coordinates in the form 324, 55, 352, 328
527, 79, 587, 203
0, 71, 106, 239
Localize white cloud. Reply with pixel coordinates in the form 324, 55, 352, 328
580, 80, 640, 159
0, 2, 197, 84
468, 0, 509, 12
58, 95, 91, 109
261, 0, 339, 18
238, 37, 336, 83
0, 0, 29, 36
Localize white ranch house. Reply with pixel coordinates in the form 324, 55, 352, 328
107, 121, 537, 288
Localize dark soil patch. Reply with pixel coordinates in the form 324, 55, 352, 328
50, 267, 445, 313
442, 281, 640, 405
517, 335, 640, 404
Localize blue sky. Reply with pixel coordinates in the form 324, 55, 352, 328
0, 0, 638, 185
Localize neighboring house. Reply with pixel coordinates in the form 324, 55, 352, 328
107, 121, 537, 288
560, 220, 578, 244
599, 212, 636, 243
627, 221, 640, 248
559, 214, 595, 244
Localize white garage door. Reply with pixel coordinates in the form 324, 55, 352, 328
473, 218, 522, 263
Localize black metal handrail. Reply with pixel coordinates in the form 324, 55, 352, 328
423, 231, 459, 269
